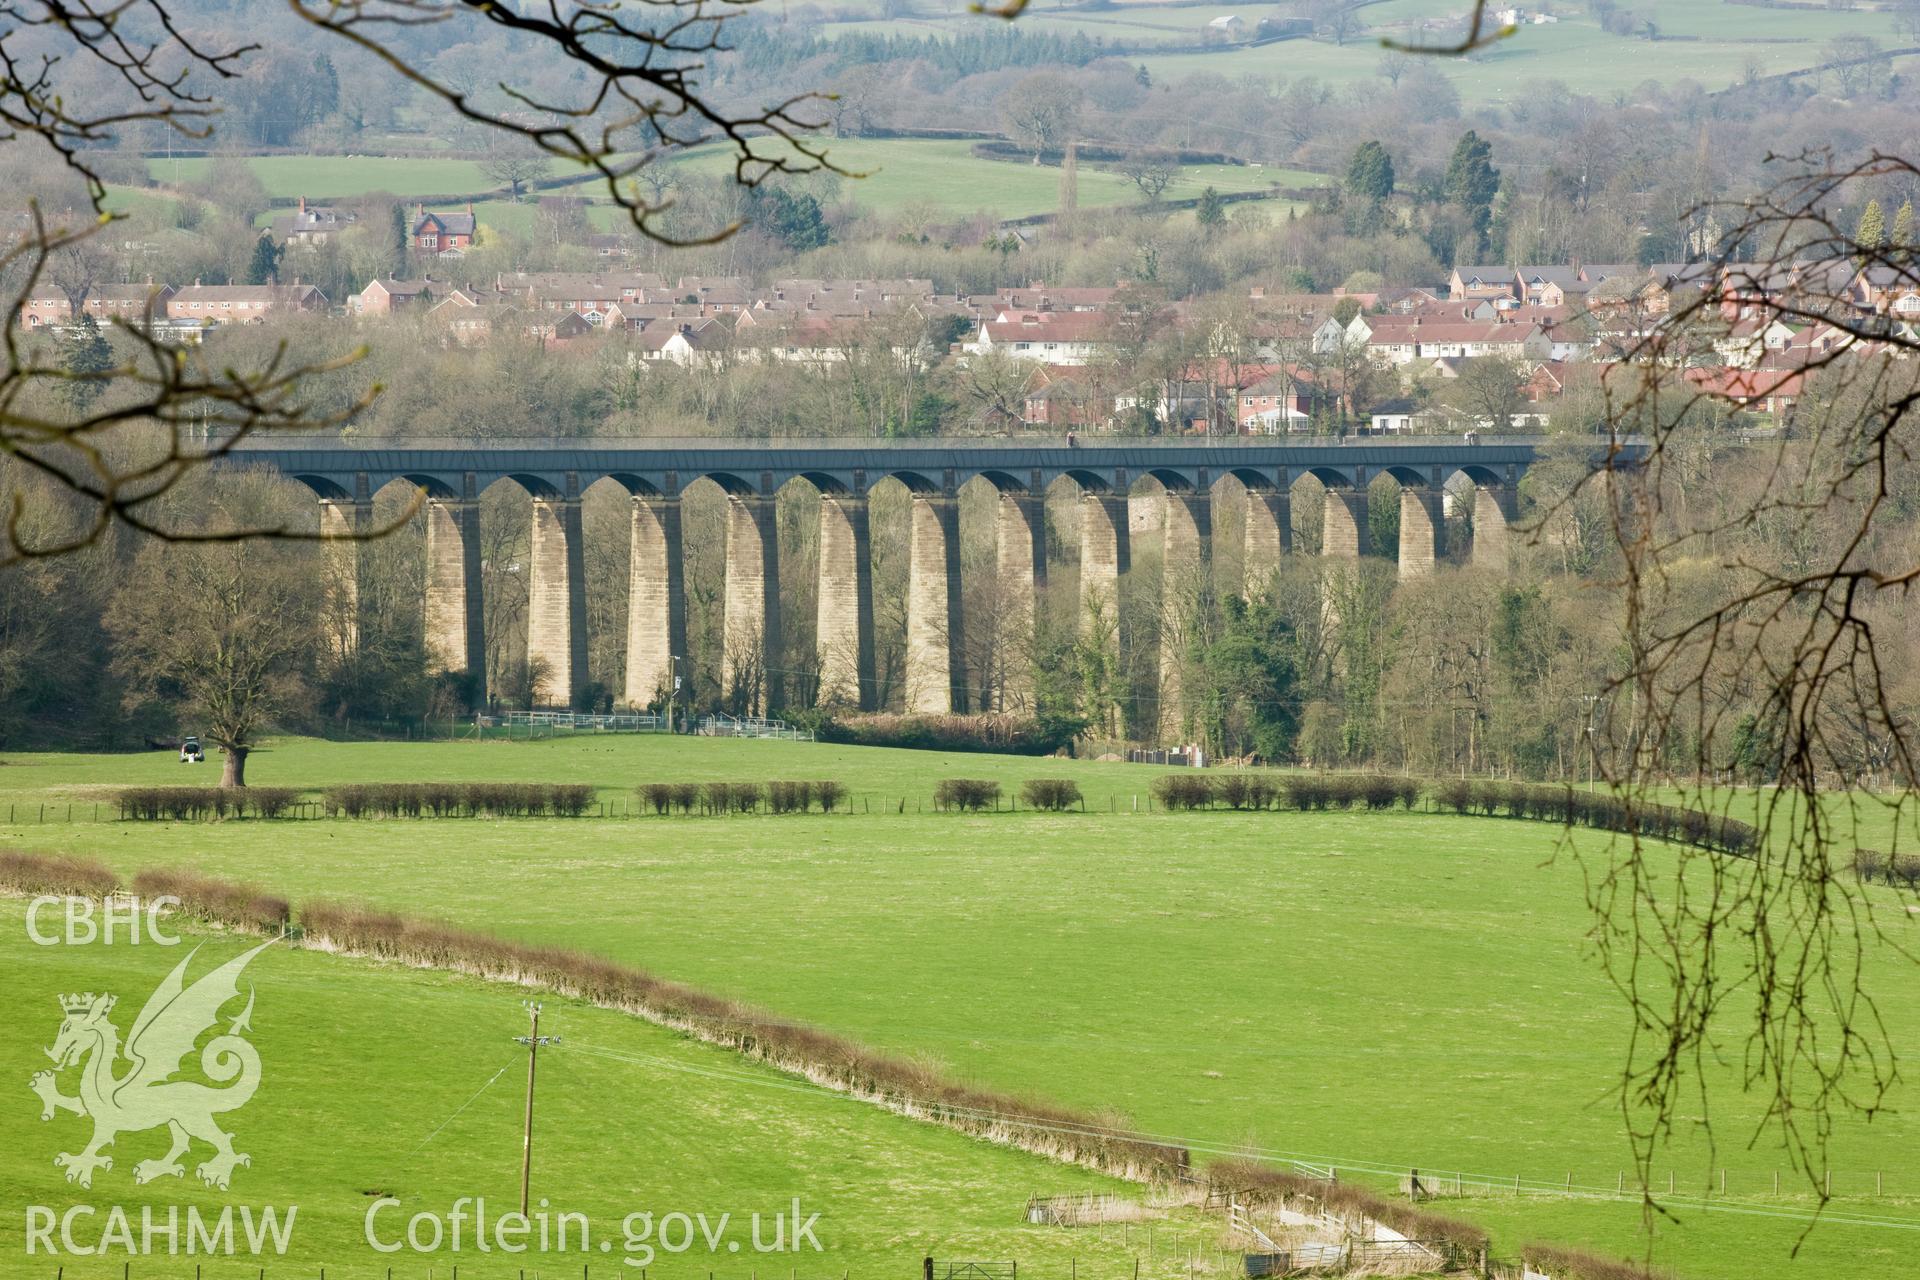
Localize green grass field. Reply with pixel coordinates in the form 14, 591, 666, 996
818, 0, 1912, 104
2, 736, 1917, 1277
671, 139, 1305, 219
0, 899, 1223, 1279
138, 142, 1312, 225
147, 155, 498, 200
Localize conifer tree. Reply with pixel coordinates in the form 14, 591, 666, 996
245, 233, 282, 286
61, 314, 113, 414
1857, 199, 1885, 249
1891, 200, 1914, 257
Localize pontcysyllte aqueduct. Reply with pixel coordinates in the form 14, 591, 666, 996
221, 435, 1640, 718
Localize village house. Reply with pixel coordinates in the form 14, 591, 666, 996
1020, 366, 1096, 428
1448, 265, 1520, 304
1515, 266, 1584, 307
166, 282, 327, 323
1713, 314, 1801, 368
600, 301, 709, 333
427, 286, 517, 344
633, 318, 730, 369
17, 281, 177, 329
1853, 266, 1920, 319
1369, 397, 1420, 433
672, 276, 754, 314
1360, 312, 1555, 364
586, 233, 633, 260
976, 285, 1118, 314
1685, 365, 1805, 419
351, 276, 459, 316
493, 271, 668, 319
966, 310, 1108, 365
1375, 286, 1447, 313
412, 204, 478, 256
271, 197, 356, 248
1238, 367, 1318, 431
1203, 13, 1248, 40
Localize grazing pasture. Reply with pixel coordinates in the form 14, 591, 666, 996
2, 735, 1916, 1277
813, 0, 1913, 105
0, 899, 1214, 1278
138, 142, 1310, 225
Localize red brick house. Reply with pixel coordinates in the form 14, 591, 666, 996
18, 281, 176, 329
166, 283, 327, 323
412, 204, 478, 255
351, 276, 457, 316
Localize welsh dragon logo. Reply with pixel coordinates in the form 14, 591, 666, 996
30, 939, 272, 1191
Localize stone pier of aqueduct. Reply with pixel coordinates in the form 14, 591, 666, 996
230, 435, 1598, 718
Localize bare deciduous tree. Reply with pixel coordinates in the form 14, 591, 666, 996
1546, 147, 1920, 1226
480, 139, 553, 202
1118, 150, 1179, 205
1001, 74, 1081, 163
104, 473, 324, 785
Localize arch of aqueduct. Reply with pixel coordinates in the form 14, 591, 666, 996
224, 435, 1630, 714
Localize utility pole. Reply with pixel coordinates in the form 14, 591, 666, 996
667, 655, 683, 733
1583, 693, 1600, 792
514, 1002, 561, 1217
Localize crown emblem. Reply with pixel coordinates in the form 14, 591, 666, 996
59, 993, 112, 1016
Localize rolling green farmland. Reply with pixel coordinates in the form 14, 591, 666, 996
147, 155, 498, 200
817, 0, 1914, 104
0, 899, 1220, 1279
668, 138, 1302, 218
2, 736, 1917, 1276
139, 142, 1313, 224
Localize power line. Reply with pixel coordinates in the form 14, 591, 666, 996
404, 1058, 516, 1159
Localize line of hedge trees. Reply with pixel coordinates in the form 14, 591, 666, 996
1142, 774, 1761, 857
117, 786, 302, 821
325, 782, 596, 818
810, 711, 1086, 756
1519, 1242, 1663, 1280
1152, 772, 1422, 812
115, 783, 600, 820
1851, 848, 1920, 887
0, 852, 293, 933
1211, 1156, 1489, 1267
636, 781, 846, 815
118, 780, 866, 821
933, 778, 1085, 812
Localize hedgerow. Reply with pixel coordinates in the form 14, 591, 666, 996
1211, 1157, 1488, 1266
131, 867, 290, 933
1020, 778, 1083, 811
1151, 774, 1214, 810
0, 850, 119, 898
1521, 1243, 1661, 1280
935, 778, 1001, 811
317, 782, 596, 819
815, 711, 1085, 755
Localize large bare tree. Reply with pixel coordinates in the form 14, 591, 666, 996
103, 473, 324, 785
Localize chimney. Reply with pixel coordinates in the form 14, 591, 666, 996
298, 195, 306, 215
